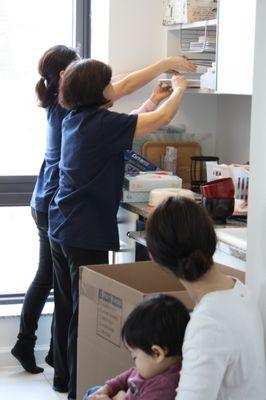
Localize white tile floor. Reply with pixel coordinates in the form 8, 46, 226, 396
0, 365, 68, 399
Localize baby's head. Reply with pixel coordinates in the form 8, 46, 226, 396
121, 294, 190, 379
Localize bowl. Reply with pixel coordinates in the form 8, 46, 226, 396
202, 197, 235, 224
200, 178, 235, 199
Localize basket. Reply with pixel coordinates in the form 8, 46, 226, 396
206, 162, 249, 201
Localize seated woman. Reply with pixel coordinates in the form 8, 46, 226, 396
145, 196, 266, 400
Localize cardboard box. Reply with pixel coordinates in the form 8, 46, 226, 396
77, 260, 244, 400
163, 0, 217, 25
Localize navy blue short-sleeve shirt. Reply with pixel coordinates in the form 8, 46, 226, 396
31, 99, 68, 213
49, 107, 137, 251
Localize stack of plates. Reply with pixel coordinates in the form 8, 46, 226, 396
158, 78, 200, 88
189, 41, 216, 52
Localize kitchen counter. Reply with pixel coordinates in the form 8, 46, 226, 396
121, 202, 150, 219
120, 201, 247, 266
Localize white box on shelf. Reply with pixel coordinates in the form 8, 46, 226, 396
121, 190, 150, 203
124, 173, 182, 193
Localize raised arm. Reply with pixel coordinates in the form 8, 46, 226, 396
130, 83, 172, 115
133, 75, 186, 138
113, 56, 195, 100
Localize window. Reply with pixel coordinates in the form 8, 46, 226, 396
0, 0, 91, 296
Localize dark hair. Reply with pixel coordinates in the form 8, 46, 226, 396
59, 59, 112, 110
35, 45, 78, 108
146, 197, 217, 282
122, 294, 190, 357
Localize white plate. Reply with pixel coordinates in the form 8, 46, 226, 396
159, 78, 200, 88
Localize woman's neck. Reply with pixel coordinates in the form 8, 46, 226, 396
180, 264, 236, 303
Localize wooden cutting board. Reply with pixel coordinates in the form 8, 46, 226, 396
142, 141, 201, 188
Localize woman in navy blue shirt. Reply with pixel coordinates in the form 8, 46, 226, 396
49, 59, 189, 400
11, 45, 79, 374
12, 44, 194, 378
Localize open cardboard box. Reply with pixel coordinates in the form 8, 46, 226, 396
77, 261, 244, 400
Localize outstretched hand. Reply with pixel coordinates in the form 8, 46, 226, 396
150, 83, 172, 105
171, 75, 187, 92
165, 56, 196, 73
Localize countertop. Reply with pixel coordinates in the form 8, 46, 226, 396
120, 201, 247, 262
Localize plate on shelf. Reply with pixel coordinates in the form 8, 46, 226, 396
158, 78, 200, 88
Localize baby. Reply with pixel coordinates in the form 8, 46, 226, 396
84, 294, 190, 400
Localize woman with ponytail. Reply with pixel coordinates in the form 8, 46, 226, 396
11, 45, 79, 374
11, 44, 195, 387
146, 197, 266, 400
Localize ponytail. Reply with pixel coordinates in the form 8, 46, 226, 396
35, 77, 54, 108
35, 45, 78, 108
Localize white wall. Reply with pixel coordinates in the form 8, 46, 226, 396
246, 0, 266, 342
0, 313, 52, 367
172, 93, 217, 155
108, 0, 165, 73
216, 95, 252, 163
107, 0, 166, 116
91, 0, 110, 62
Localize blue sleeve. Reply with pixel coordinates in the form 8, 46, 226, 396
101, 110, 138, 153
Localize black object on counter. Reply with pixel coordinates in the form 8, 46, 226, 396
202, 197, 235, 225
190, 156, 219, 192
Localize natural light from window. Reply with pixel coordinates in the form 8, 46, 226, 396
0, 0, 74, 176
0, 0, 75, 294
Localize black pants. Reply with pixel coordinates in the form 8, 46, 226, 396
18, 209, 53, 348
50, 240, 108, 400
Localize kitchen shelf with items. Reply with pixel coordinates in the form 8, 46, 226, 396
165, 18, 217, 93
163, 0, 257, 95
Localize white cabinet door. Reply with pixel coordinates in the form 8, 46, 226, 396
217, 0, 256, 95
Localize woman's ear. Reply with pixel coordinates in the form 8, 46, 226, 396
59, 70, 65, 78
151, 345, 166, 363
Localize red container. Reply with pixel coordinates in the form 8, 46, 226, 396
200, 178, 235, 199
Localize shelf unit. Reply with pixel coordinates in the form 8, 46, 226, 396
165, 18, 217, 31
166, 19, 217, 64
164, 0, 256, 95
165, 18, 217, 93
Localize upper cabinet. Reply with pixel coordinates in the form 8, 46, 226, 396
164, 0, 256, 95
216, 0, 256, 95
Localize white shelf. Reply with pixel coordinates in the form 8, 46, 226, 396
185, 88, 217, 94
165, 19, 217, 31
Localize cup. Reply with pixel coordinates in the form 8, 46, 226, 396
200, 177, 235, 199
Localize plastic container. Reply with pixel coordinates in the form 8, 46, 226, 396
200, 62, 216, 91
164, 146, 177, 174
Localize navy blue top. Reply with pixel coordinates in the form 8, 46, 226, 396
49, 107, 137, 251
31, 99, 68, 213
